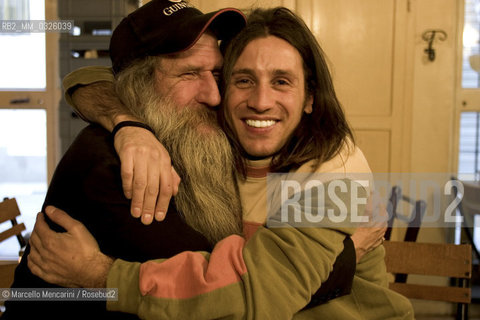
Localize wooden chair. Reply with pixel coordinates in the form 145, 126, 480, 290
384, 241, 472, 320
0, 197, 28, 279
384, 186, 427, 283
0, 197, 27, 314
0, 197, 27, 253
384, 185, 427, 243
452, 178, 480, 261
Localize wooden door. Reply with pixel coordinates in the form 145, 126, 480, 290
297, 0, 410, 173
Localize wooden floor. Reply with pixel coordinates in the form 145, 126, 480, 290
414, 299, 480, 319
416, 317, 480, 320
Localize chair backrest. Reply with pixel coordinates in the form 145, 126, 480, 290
0, 198, 27, 247
461, 181, 480, 217
384, 186, 427, 242
384, 240, 471, 318
452, 178, 480, 261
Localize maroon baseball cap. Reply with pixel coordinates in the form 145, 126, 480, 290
109, 0, 246, 74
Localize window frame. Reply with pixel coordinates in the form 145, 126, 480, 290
454, 0, 480, 178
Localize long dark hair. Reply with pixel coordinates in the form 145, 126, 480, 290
219, 7, 354, 176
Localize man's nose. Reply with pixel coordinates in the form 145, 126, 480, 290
247, 83, 274, 112
197, 73, 221, 107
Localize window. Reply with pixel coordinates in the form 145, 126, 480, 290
0, 0, 50, 260
0, 0, 46, 90
0, 109, 47, 259
456, 0, 480, 248
458, 112, 480, 180
458, 0, 480, 180
0, 0, 30, 20
462, 0, 480, 88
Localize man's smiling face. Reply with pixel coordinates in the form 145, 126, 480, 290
225, 35, 313, 158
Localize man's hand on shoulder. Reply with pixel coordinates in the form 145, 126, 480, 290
28, 206, 114, 288
113, 122, 181, 224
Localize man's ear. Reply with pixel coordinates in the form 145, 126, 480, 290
304, 94, 314, 114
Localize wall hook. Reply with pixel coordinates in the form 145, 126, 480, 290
422, 29, 447, 62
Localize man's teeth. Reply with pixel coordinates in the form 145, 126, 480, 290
245, 119, 276, 128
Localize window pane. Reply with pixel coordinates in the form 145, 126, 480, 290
0, 0, 45, 90
462, 0, 480, 88
458, 112, 480, 180
0, 109, 47, 259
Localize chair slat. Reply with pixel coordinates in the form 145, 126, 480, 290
0, 262, 18, 288
0, 223, 25, 243
389, 283, 471, 304
384, 241, 471, 278
0, 198, 22, 223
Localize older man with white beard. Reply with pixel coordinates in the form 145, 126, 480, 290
112, 51, 244, 244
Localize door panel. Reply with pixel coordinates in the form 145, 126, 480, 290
299, 0, 409, 172
355, 130, 391, 173
308, 0, 395, 117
